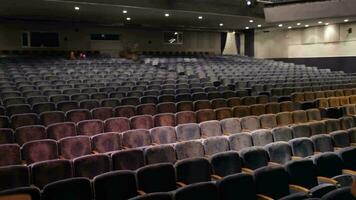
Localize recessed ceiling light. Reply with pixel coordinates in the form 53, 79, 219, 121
288, 26, 292, 29
232, 31, 236, 34
245, 27, 249, 29
249, 20, 254, 23
123, 10, 127, 14
126, 17, 131, 21
219, 23, 224, 27
278, 24, 283, 27
325, 23, 329, 25
297, 23, 301, 26
74, 6, 80, 10
198, 16, 203, 19
344, 19, 349, 22
174, 32, 178, 35
318, 21, 323, 24
247, 1, 252, 6
257, 24, 262, 28
305, 25, 309, 27
165, 13, 170, 17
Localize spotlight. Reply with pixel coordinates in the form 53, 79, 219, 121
245, 0, 256, 7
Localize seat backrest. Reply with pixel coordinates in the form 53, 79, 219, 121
42, 177, 92, 200
93, 171, 138, 200
175, 157, 212, 185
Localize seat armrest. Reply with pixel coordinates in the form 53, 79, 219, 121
257, 194, 274, 200
223, 132, 230, 136
137, 190, 146, 195
268, 162, 281, 166
314, 152, 321, 155
92, 150, 99, 154
289, 184, 310, 193
291, 156, 302, 160
211, 174, 222, 180
176, 182, 186, 188
342, 169, 356, 175
21, 160, 27, 166
317, 176, 338, 185
242, 168, 254, 174
151, 143, 159, 146
334, 147, 342, 151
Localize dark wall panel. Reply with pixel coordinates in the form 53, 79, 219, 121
272, 57, 356, 73
244, 30, 254, 57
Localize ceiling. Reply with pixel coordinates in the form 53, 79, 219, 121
0, 0, 267, 31
0, 0, 354, 31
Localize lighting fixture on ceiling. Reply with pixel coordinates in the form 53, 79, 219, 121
219, 23, 224, 27
249, 20, 254, 23
305, 25, 309, 27
123, 10, 127, 14
278, 24, 283, 27
344, 19, 349, 22
297, 23, 301, 26
245, 27, 249, 29
257, 24, 262, 28
318, 21, 323, 24
126, 17, 131, 21
74, 6, 80, 10
325, 23, 329, 25
198, 16, 203, 20
165, 13, 170, 17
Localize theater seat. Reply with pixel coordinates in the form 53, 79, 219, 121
254, 166, 308, 200
210, 151, 242, 178
137, 163, 177, 193
0, 187, 40, 200
42, 177, 92, 200
285, 159, 336, 198
94, 171, 139, 200
313, 152, 354, 187
174, 182, 219, 200
0, 165, 30, 191
175, 157, 212, 185
30, 159, 73, 189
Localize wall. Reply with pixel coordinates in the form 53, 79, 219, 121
254, 22, 356, 72
0, 21, 221, 56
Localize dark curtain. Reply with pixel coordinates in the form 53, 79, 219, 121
235, 33, 241, 54
244, 29, 254, 57
221, 32, 227, 54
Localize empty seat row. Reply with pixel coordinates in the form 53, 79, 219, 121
1, 120, 354, 169
0, 148, 354, 199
